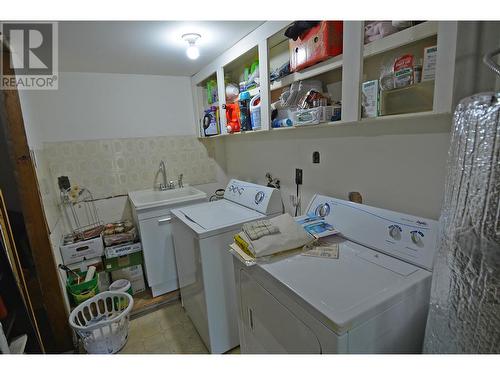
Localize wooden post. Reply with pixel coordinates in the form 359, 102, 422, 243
1, 44, 73, 352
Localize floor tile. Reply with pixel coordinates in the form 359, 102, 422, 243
118, 299, 225, 355
143, 332, 173, 354
120, 338, 146, 354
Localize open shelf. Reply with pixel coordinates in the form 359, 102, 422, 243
201, 129, 268, 139
195, 72, 221, 138
270, 54, 343, 92
193, 21, 456, 140
210, 111, 450, 136
361, 22, 438, 120
363, 21, 438, 59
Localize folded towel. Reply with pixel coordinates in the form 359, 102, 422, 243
242, 219, 280, 240
236, 213, 314, 258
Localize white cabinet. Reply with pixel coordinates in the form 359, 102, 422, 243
137, 214, 178, 297
129, 188, 207, 297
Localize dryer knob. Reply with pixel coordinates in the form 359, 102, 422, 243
411, 231, 424, 246
255, 191, 265, 204
388, 225, 401, 240
315, 203, 330, 218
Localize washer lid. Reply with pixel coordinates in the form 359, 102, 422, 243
259, 238, 429, 334
174, 199, 264, 233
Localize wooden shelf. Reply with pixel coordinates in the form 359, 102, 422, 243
199, 111, 450, 139
200, 129, 268, 139
359, 110, 443, 124
270, 54, 343, 91
363, 21, 438, 58
269, 22, 437, 93
270, 121, 346, 131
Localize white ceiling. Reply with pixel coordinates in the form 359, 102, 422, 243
57, 21, 263, 76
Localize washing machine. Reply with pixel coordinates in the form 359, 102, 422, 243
232, 194, 438, 353
171, 179, 282, 353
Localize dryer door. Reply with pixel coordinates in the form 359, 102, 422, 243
239, 269, 321, 353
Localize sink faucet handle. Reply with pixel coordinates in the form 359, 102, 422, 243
178, 173, 184, 188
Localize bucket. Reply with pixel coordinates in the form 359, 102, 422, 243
66, 271, 99, 306
109, 279, 133, 295
109, 279, 133, 310
250, 94, 261, 130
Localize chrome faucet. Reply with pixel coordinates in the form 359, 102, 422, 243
155, 160, 168, 191
154, 161, 184, 191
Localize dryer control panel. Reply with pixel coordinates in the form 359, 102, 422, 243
306, 195, 438, 271
224, 179, 282, 215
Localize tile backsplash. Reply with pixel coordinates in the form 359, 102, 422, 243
41, 135, 217, 199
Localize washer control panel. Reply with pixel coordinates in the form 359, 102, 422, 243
306, 194, 438, 271
224, 179, 282, 215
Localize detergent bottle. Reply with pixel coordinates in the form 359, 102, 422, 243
239, 91, 251, 131
250, 94, 261, 130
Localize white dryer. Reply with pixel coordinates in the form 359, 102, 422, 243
232, 195, 438, 353
171, 179, 282, 353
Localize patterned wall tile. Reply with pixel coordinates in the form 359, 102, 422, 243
42, 135, 217, 200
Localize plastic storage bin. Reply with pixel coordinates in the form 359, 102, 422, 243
289, 21, 343, 72
68, 291, 134, 354
66, 270, 99, 306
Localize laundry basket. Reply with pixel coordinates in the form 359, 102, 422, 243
68, 291, 134, 354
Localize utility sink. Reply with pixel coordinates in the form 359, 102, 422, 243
128, 186, 207, 211
128, 185, 207, 298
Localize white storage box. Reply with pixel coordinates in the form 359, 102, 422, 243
292, 106, 335, 126
60, 235, 104, 266
104, 242, 142, 259
111, 265, 146, 295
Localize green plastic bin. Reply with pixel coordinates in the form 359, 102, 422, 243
66, 271, 99, 306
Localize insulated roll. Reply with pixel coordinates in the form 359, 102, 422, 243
423, 92, 500, 353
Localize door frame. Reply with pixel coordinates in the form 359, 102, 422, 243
1, 41, 73, 352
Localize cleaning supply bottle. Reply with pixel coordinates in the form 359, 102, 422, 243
272, 118, 293, 128
250, 94, 261, 130
239, 91, 251, 131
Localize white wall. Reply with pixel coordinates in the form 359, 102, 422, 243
19, 72, 197, 148
224, 116, 451, 220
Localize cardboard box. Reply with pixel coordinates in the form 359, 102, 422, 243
103, 251, 143, 272
104, 242, 142, 259
422, 45, 437, 82
111, 265, 146, 295
60, 235, 104, 266
361, 80, 380, 118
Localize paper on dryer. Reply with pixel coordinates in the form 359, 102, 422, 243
296, 213, 339, 239
302, 235, 340, 259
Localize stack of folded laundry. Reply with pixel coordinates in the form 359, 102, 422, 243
233, 213, 314, 259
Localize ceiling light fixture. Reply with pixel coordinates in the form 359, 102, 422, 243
182, 33, 201, 60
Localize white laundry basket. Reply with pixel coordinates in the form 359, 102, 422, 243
68, 291, 134, 354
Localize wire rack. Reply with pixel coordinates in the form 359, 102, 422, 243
60, 186, 103, 241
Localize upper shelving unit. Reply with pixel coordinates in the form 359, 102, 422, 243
361, 21, 439, 120
191, 20, 457, 139
363, 21, 438, 58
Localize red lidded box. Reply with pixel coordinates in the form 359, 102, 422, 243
289, 21, 343, 72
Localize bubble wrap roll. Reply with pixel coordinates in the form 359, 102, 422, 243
424, 92, 500, 353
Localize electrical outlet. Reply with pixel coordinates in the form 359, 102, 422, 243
313, 151, 320, 164
295, 168, 303, 185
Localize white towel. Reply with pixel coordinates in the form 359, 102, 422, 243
241, 213, 314, 258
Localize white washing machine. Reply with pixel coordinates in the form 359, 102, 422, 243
232, 194, 438, 353
171, 179, 282, 353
